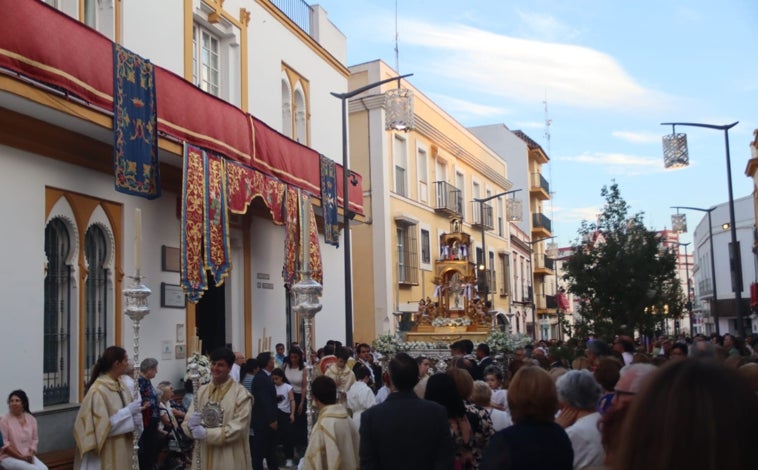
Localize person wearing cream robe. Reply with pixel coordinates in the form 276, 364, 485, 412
182, 348, 253, 470
302, 376, 359, 470
73, 346, 142, 470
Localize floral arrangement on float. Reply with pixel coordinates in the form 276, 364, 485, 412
183, 352, 212, 385
373, 333, 402, 355
485, 331, 533, 355
432, 316, 472, 328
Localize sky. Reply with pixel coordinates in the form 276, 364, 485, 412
315, 0, 758, 248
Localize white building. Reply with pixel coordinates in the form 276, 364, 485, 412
691, 195, 756, 336
0, 0, 357, 455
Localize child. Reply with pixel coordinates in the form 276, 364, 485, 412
483, 365, 508, 412
271, 368, 296, 467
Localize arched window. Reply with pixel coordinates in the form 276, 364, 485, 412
84, 224, 109, 387
282, 77, 293, 138
293, 87, 306, 143
44, 218, 72, 406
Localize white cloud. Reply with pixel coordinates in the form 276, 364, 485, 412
401, 20, 669, 112
514, 9, 582, 42
560, 152, 665, 176
612, 131, 661, 144
430, 93, 510, 119
557, 206, 601, 224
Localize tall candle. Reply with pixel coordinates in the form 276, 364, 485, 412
135, 208, 142, 275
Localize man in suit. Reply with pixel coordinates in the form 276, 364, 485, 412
359, 353, 454, 470
353, 343, 383, 393
474, 343, 493, 381
250, 352, 279, 470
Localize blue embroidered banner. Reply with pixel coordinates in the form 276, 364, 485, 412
113, 43, 160, 199
320, 154, 339, 247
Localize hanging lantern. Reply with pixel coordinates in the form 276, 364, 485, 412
662, 132, 689, 169
385, 87, 414, 131
506, 198, 523, 222
671, 213, 687, 233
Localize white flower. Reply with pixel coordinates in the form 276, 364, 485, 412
432, 317, 472, 327
184, 352, 212, 385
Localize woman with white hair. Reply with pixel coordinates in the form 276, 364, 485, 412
555, 369, 604, 470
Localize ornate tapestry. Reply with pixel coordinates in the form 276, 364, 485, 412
113, 43, 160, 199
319, 154, 339, 247
205, 153, 231, 285
181, 144, 207, 302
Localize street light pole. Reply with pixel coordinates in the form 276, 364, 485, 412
473, 189, 521, 311
661, 121, 744, 338
671, 205, 719, 335
332, 73, 413, 346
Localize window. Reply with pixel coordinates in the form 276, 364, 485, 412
499, 254, 510, 296
83, 225, 109, 388
193, 24, 220, 96
397, 224, 419, 284
281, 66, 310, 144
44, 218, 72, 406
45, 188, 121, 405
281, 77, 293, 137
497, 198, 504, 237
420, 228, 431, 266
456, 171, 465, 218
394, 135, 408, 196
417, 147, 428, 203
489, 251, 496, 293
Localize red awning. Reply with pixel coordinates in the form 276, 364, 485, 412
0, 0, 362, 215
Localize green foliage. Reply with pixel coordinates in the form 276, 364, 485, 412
563, 182, 684, 340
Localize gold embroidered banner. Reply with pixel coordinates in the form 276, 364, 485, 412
205, 153, 231, 286
181, 144, 207, 302
282, 187, 300, 286
307, 192, 323, 284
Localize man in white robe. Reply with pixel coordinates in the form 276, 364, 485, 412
302, 376, 359, 470
183, 347, 253, 470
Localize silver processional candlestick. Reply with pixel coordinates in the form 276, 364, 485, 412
123, 273, 151, 470
291, 194, 322, 437
188, 362, 202, 470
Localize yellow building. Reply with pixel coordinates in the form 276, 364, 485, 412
346, 60, 514, 343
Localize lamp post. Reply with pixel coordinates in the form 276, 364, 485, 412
525, 235, 557, 340
671, 242, 692, 337
332, 73, 413, 346
473, 189, 522, 311
661, 121, 745, 338
671, 205, 719, 335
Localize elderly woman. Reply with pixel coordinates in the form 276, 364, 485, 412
555, 370, 604, 470
470, 381, 512, 432
138, 357, 161, 470
480, 365, 573, 470
0, 390, 48, 470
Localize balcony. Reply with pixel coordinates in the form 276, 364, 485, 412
434, 181, 463, 218
530, 172, 550, 201
472, 202, 494, 231
270, 0, 312, 34
532, 212, 552, 238
533, 254, 555, 276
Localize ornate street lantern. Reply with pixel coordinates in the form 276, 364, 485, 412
385, 86, 414, 131
671, 213, 687, 233
662, 130, 689, 169
506, 198, 523, 222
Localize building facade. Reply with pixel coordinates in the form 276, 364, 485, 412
0, 0, 358, 453
347, 60, 514, 342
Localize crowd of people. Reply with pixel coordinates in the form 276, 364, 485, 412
6, 331, 758, 470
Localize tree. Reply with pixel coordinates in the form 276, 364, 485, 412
563, 182, 684, 340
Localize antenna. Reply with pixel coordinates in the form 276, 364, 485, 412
543, 96, 555, 242
394, 0, 400, 73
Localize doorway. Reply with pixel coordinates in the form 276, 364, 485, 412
196, 275, 226, 355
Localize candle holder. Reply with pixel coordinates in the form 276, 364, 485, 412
123, 274, 151, 470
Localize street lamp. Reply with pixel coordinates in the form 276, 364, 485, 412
661, 121, 745, 338
473, 189, 522, 310
671, 205, 719, 335
332, 73, 413, 346
525, 235, 557, 340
